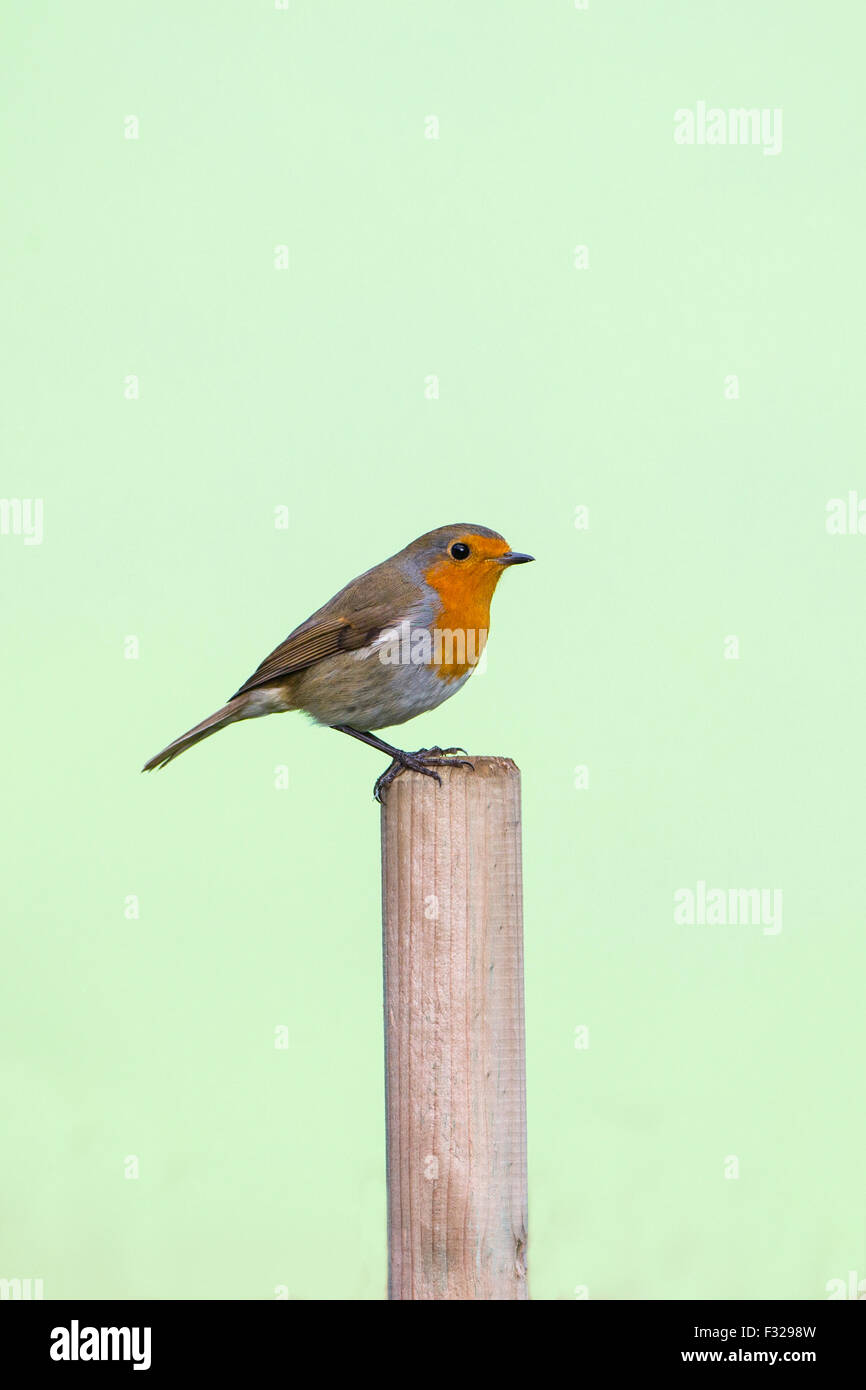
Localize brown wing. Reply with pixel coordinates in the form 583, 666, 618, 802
229, 606, 391, 700
230, 549, 424, 701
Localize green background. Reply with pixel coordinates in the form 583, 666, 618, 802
2, 1, 863, 1300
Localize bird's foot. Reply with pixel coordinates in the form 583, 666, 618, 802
373, 747, 474, 802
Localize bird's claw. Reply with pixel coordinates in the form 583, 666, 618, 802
374, 747, 475, 802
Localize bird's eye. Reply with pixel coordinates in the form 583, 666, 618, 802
450, 542, 470, 560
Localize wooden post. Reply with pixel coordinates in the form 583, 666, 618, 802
380, 756, 528, 1300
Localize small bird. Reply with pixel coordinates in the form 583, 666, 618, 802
142, 523, 533, 799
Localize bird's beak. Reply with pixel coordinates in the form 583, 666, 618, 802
497, 550, 535, 566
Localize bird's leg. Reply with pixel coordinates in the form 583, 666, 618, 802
331, 726, 474, 802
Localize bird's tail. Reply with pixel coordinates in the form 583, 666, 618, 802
142, 697, 250, 772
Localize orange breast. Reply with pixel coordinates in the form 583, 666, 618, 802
423, 559, 503, 679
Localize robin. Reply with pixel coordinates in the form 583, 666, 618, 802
142, 523, 534, 799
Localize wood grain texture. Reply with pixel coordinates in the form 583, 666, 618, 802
380, 756, 528, 1300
